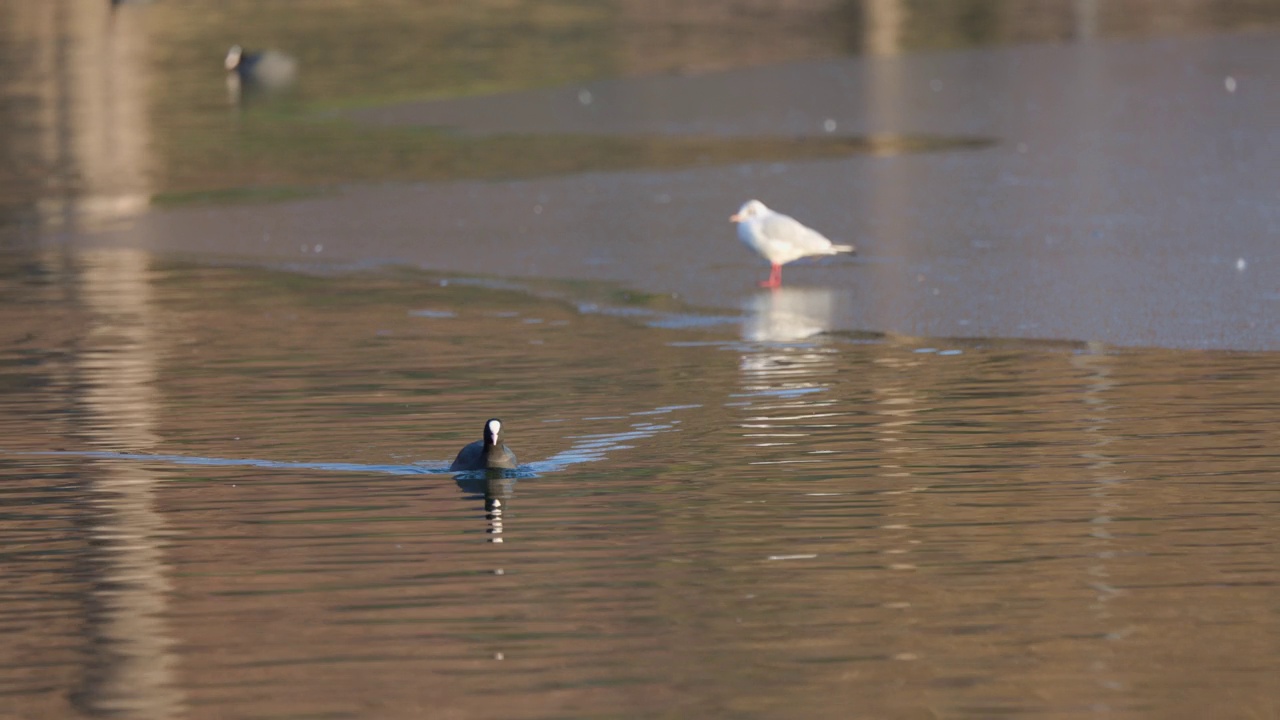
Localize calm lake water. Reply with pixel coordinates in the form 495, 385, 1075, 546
4, 1, 1280, 718
2, 251, 1279, 719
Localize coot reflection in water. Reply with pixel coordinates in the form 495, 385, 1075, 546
1, 255, 1279, 719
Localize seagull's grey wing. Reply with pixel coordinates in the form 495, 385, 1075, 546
759, 212, 835, 253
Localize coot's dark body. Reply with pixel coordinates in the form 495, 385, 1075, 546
450, 418, 517, 471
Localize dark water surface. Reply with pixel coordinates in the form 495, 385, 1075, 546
2, 251, 1279, 719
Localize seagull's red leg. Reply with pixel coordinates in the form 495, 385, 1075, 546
759, 263, 782, 288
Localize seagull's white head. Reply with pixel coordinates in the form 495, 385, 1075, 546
729, 199, 769, 223
225, 45, 244, 71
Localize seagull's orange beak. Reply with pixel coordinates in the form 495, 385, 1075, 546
729, 214, 742, 223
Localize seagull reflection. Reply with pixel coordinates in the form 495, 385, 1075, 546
742, 287, 841, 343
454, 472, 517, 543
740, 287, 847, 393
737, 287, 850, 457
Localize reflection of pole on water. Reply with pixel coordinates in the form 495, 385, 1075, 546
69, 249, 183, 719
15, 0, 153, 232
860, 0, 915, 336
4, 1, 175, 706
13, 0, 178, 714
1070, 343, 1127, 695
861, 0, 904, 57
1073, 0, 1100, 42
29, 0, 177, 707
865, 343, 929, 658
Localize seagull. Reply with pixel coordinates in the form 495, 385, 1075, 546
730, 200, 855, 288
450, 418, 518, 471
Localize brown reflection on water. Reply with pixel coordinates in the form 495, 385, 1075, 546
0, 255, 1279, 717
0, 0, 152, 235
721, 291, 1280, 716
70, 249, 184, 718
1069, 345, 1128, 703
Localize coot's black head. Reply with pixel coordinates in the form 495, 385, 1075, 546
225, 45, 244, 72
483, 418, 504, 447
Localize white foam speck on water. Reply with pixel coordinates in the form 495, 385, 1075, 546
408, 309, 456, 318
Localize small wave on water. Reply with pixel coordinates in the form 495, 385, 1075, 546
3, 403, 698, 480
